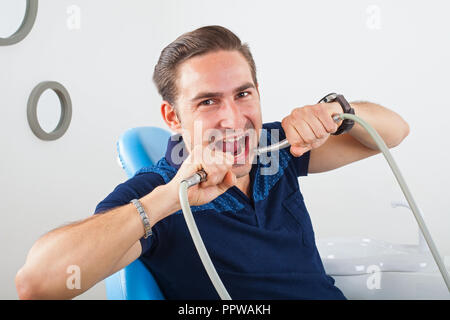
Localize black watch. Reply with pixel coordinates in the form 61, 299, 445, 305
318, 93, 355, 135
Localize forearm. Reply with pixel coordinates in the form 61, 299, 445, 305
16, 184, 179, 299
346, 101, 410, 149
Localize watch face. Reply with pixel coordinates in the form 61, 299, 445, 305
319, 92, 338, 103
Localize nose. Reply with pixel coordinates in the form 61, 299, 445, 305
218, 99, 245, 129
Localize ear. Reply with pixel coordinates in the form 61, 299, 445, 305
161, 101, 182, 133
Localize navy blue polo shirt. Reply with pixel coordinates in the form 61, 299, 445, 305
94, 122, 346, 300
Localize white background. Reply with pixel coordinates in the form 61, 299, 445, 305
1, 0, 449, 299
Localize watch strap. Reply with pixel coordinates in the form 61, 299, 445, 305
318, 93, 355, 135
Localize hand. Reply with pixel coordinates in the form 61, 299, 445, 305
281, 102, 343, 157
167, 144, 237, 207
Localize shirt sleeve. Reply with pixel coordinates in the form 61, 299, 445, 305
93, 172, 165, 256
262, 121, 310, 177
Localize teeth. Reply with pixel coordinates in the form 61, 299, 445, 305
221, 135, 246, 155
224, 135, 244, 143
212, 133, 248, 157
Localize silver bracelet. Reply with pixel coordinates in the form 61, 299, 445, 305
130, 199, 152, 239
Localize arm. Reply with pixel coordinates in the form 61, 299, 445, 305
15, 145, 236, 300
15, 184, 180, 300
281, 100, 410, 174
308, 101, 410, 173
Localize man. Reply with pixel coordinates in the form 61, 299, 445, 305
15, 26, 409, 299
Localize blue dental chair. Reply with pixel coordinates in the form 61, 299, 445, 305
104, 126, 171, 300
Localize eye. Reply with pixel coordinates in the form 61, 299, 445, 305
199, 99, 215, 106
237, 91, 250, 98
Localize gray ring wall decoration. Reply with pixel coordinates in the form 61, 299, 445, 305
27, 81, 72, 141
0, 0, 38, 46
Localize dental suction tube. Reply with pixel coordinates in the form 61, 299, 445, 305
179, 113, 450, 300
339, 113, 450, 292
179, 176, 232, 300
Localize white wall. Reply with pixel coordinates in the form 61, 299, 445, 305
1, 0, 449, 299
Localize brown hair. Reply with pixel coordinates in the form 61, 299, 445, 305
153, 25, 258, 106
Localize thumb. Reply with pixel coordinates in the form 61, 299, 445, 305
290, 145, 310, 157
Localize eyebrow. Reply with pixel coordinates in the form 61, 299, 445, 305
190, 82, 256, 102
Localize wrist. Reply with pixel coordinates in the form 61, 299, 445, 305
140, 183, 180, 224
160, 182, 182, 213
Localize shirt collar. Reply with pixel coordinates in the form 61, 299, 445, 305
165, 133, 188, 170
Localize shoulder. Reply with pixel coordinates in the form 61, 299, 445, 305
261, 121, 289, 143
262, 121, 283, 132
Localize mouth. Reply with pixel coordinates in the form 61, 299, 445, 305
211, 133, 251, 164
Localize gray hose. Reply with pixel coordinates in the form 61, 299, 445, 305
339, 113, 450, 292
178, 180, 232, 300
178, 112, 450, 300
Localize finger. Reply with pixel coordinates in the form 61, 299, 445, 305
301, 119, 331, 148
310, 135, 328, 149
200, 152, 234, 188
303, 115, 329, 140
202, 144, 216, 165
282, 117, 307, 148
217, 171, 237, 192
199, 165, 221, 187
315, 105, 340, 133
211, 150, 234, 168
190, 144, 205, 168
202, 144, 229, 167
290, 145, 312, 157
292, 119, 316, 145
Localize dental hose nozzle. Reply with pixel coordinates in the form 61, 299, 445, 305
182, 169, 207, 187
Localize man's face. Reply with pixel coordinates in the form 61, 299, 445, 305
172, 50, 263, 178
